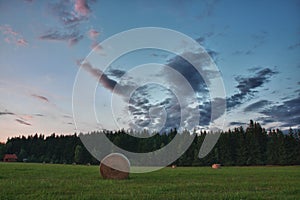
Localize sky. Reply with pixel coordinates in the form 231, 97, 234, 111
0, 0, 299, 142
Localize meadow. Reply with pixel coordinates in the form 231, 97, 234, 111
0, 163, 299, 200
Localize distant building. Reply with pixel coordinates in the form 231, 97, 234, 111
3, 154, 18, 162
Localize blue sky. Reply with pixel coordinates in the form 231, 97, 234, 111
0, 0, 299, 142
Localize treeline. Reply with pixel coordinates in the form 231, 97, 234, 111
1, 120, 300, 166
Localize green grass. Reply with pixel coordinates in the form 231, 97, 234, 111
0, 163, 299, 200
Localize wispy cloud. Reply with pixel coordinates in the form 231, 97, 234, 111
227, 67, 278, 109
260, 96, 300, 128
229, 121, 246, 127
87, 28, 101, 50
39, 0, 96, 46
15, 119, 31, 126
39, 29, 83, 45
78, 61, 117, 91
31, 94, 49, 103
244, 100, 271, 112
0, 111, 15, 116
196, 0, 220, 20
288, 42, 300, 50
251, 30, 268, 49
0, 25, 28, 47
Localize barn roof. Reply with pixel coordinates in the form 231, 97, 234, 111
3, 154, 18, 159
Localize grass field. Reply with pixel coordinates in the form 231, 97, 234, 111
0, 163, 299, 200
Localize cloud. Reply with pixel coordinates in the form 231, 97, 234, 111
165, 51, 218, 92
227, 68, 278, 109
39, 29, 83, 44
251, 30, 268, 48
196, 0, 220, 20
40, 0, 96, 46
31, 94, 49, 103
0, 25, 28, 47
49, 1, 87, 25
232, 50, 254, 56
244, 100, 271, 112
128, 86, 181, 132
79, 61, 117, 91
74, 0, 90, 16
0, 111, 15, 116
126, 51, 225, 131
80, 49, 224, 131
17, 38, 28, 46
260, 96, 300, 128
229, 122, 246, 127
107, 69, 126, 78
68, 34, 83, 46
88, 28, 99, 39
87, 28, 101, 50
15, 119, 31, 126
288, 42, 300, 50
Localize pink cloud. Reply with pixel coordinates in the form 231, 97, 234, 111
1, 26, 18, 36
68, 35, 83, 46
88, 29, 99, 40
91, 41, 104, 52
17, 38, 28, 46
4, 37, 11, 43
0, 25, 28, 47
74, 0, 90, 16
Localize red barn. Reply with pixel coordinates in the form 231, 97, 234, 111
3, 154, 18, 162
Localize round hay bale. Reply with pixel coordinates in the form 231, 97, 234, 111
100, 153, 130, 180
212, 164, 221, 169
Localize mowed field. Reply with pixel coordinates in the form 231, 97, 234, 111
0, 163, 299, 200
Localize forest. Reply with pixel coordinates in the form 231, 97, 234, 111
1, 120, 299, 166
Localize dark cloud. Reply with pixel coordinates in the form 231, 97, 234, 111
288, 42, 300, 50
107, 69, 126, 78
127, 85, 181, 132
126, 50, 225, 131
258, 117, 275, 125
251, 30, 268, 48
81, 50, 223, 131
232, 50, 253, 56
77, 61, 137, 97
15, 119, 31, 126
79, 61, 117, 91
207, 49, 219, 62
244, 100, 271, 112
227, 67, 278, 109
0, 111, 15, 116
260, 96, 300, 128
231, 31, 269, 55
229, 122, 246, 127
166, 51, 216, 93
40, 0, 95, 46
31, 94, 49, 103
48, 1, 88, 25
196, 0, 220, 20
196, 37, 206, 44
236, 68, 277, 93
39, 29, 83, 44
